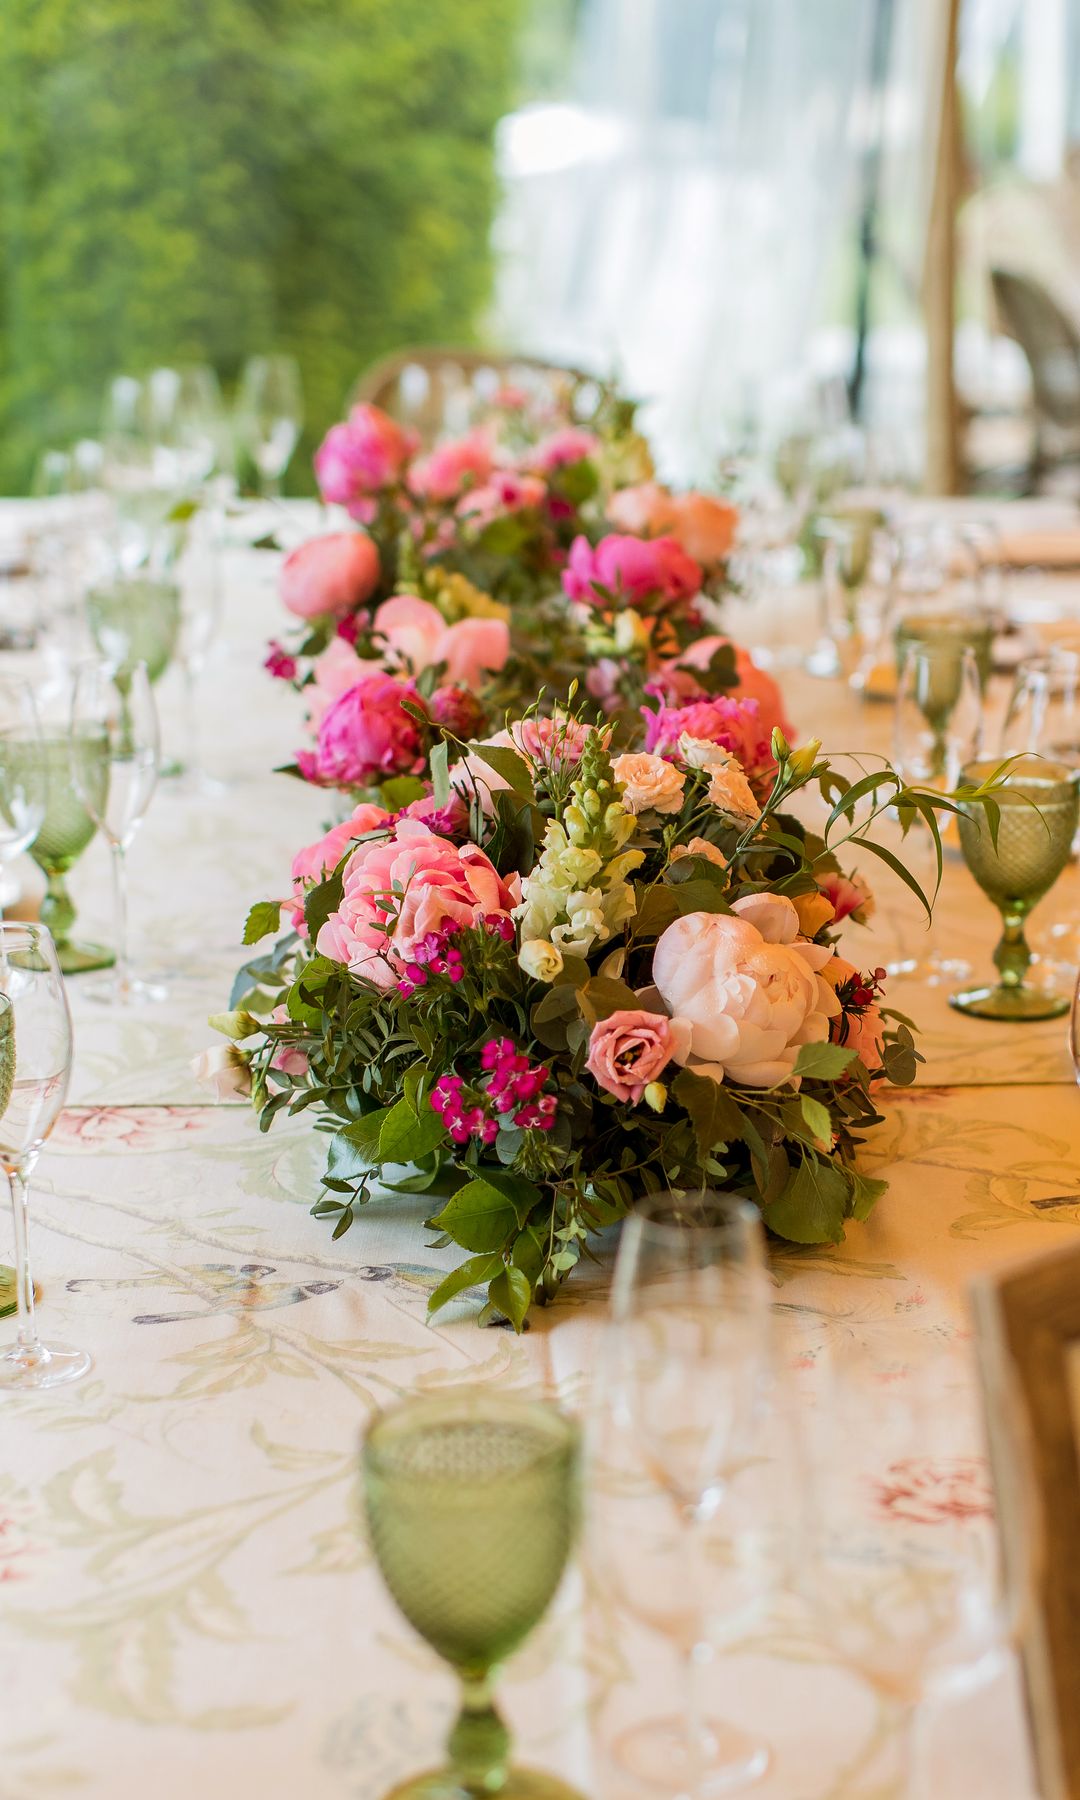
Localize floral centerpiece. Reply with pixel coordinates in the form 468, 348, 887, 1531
205, 689, 1002, 1329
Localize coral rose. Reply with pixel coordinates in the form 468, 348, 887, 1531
611, 752, 685, 815
585, 1010, 686, 1105
280, 533, 380, 619
653, 902, 839, 1087
316, 819, 517, 984
562, 533, 702, 610
296, 675, 426, 789
662, 636, 794, 744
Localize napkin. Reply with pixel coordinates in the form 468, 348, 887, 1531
994, 527, 1080, 569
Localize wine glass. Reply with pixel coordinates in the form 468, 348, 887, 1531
0, 680, 47, 915
70, 661, 163, 1005
951, 755, 1079, 1021
168, 508, 225, 793
0, 922, 90, 1391
362, 1389, 584, 1800
24, 670, 112, 975
805, 517, 862, 680
85, 567, 181, 687
800, 1327, 1006, 1798
894, 602, 995, 694
596, 1190, 773, 1796
236, 355, 303, 498
1001, 649, 1080, 768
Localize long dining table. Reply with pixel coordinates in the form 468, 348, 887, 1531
2, 500, 1079, 1800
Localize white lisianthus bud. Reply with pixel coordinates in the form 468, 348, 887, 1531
191, 1044, 252, 1101
207, 1008, 260, 1041
518, 939, 564, 983
643, 1081, 667, 1113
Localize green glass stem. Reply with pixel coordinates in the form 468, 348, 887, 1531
40, 870, 75, 946
448, 1675, 511, 1794
994, 909, 1032, 990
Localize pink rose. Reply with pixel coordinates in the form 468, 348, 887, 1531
289, 802, 391, 927
373, 595, 509, 688
452, 714, 593, 811
315, 819, 517, 983
280, 533, 380, 619
296, 675, 426, 789
817, 870, 875, 925
585, 1010, 683, 1105
659, 637, 794, 743
457, 471, 547, 530
527, 428, 599, 472
313, 405, 418, 518
409, 430, 494, 502
562, 534, 702, 610
653, 906, 839, 1088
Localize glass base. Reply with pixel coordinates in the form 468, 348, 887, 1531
886, 951, 972, 986
382, 1768, 586, 1800
82, 973, 169, 1006
613, 1715, 770, 1796
949, 982, 1071, 1021
805, 641, 842, 680
56, 939, 116, 976
0, 1341, 92, 1391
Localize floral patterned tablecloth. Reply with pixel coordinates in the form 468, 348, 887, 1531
2, 530, 1078, 1799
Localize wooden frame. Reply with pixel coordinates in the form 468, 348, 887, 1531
973, 1240, 1080, 1800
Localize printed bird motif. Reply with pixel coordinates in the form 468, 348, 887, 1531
68, 1262, 341, 1324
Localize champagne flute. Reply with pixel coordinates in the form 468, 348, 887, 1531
799, 1328, 1007, 1798
85, 568, 181, 687
236, 355, 303, 498
597, 1190, 773, 1796
0, 680, 47, 915
951, 755, 1079, 1021
0, 922, 90, 1391
25, 671, 112, 975
70, 661, 163, 1005
362, 1390, 584, 1800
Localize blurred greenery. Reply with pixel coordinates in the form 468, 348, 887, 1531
0, 0, 519, 492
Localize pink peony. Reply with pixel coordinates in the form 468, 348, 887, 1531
457, 471, 547, 531
409, 430, 494, 503
527, 428, 599, 472
280, 533, 380, 619
315, 819, 517, 983
373, 594, 509, 688
643, 693, 770, 780
289, 802, 391, 927
585, 1010, 683, 1105
562, 533, 702, 610
428, 684, 487, 740
307, 637, 385, 729
313, 405, 418, 518
653, 899, 839, 1088
296, 675, 426, 790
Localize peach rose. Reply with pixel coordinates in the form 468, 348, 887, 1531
280, 533, 380, 619
611, 752, 685, 815
585, 1010, 687, 1105
653, 900, 839, 1087
669, 838, 728, 870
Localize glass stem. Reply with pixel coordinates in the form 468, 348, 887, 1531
681, 1636, 713, 1799
183, 660, 202, 784
447, 1671, 511, 1793
994, 908, 1031, 990
8, 1155, 41, 1357
111, 842, 131, 997
40, 871, 74, 949
891, 1697, 921, 1800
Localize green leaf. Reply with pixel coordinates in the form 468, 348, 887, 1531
668, 878, 734, 917
764, 1156, 849, 1244
430, 1175, 534, 1253
304, 865, 345, 944
849, 1169, 888, 1221
633, 884, 681, 938
326, 1109, 391, 1180
577, 976, 641, 1025
243, 900, 282, 945
379, 1097, 446, 1164
379, 774, 427, 810
799, 1094, 833, 1148
489, 1266, 532, 1332
793, 1042, 859, 1080
430, 738, 450, 810
671, 1068, 746, 1157
847, 834, 933, 923
427, 1253, 503, 1317
463, 740, 535, 800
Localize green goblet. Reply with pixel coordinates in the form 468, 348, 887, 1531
18, 733, 113, 974
85, 575, 181, 686
362, 1391, 584, 1800
951, 756, 1080, 1020
895, 605, 994, 690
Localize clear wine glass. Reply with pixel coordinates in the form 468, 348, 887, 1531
596, 1190, 774, 1797
236, 355, 303, 498
168, 508, 225, 794
0, 922, 89, 1392
70, 661, 164, 1005
0, 680, 47, 915
799, 1327, 1008, 1798
1001, 649, 1080, 769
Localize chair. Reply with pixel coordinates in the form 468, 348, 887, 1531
991, 269, 1080, 488
348, 347, 597, 445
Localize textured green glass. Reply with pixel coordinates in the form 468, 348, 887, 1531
363, 1392, 584, 1800
86, 578, 180, 685
951, 756, 1080, 1020
895, 609, 994, 688
8, 734, 113, 973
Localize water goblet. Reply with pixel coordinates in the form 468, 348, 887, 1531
1001, 648, 1080, 770
25, 672, 112, 975
0, 922, 89, 1391
85, 567, 180, 689
70, 661, 163, 1005
362, 1389, 584, 1800
596, 1190, 773, 1797
236, 355, 303, 498
951, 755, 1079, 1020
0, 679, 47, 914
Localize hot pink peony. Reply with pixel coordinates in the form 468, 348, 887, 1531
296, 675, 426, 789
585, 1010, 684, 1105
313, 405, 418, 519
373, 594, 509, 688
562, 533, 702, 610
653, 897, 839, 1088
643, 692, 770, 780
316, 819, 518, 984
280, 533, 380, 619
409, 430, 494, 502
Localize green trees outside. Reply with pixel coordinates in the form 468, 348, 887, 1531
0, 0, 518, 491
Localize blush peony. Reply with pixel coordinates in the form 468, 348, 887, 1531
296, 675, 426, 789
652, 897, 839, 1087
562, 533, 702, 611
316, 820, 518, 983
280, 533, 380, 619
